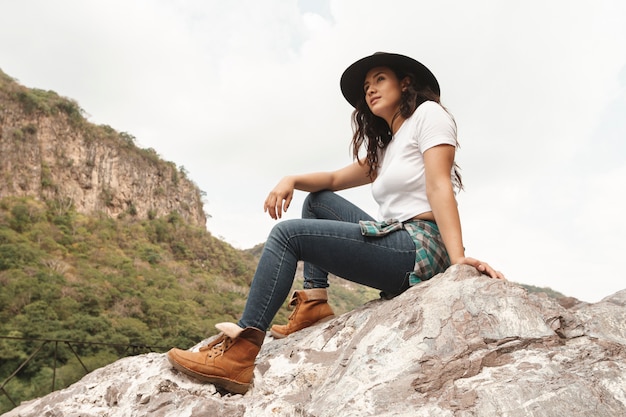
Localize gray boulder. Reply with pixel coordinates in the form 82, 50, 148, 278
4, 265, 626, 416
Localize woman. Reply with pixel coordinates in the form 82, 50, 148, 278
167, 52, 504, 395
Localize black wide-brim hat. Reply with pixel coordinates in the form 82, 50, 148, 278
340, 52, 440, 108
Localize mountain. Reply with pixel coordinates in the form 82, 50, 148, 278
0, 68, 205, 225
4, 265, 625, 417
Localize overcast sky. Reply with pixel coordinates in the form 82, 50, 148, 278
1, 0, 624, 303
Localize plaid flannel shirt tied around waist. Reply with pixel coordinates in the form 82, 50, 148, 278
359, 218, 451, 286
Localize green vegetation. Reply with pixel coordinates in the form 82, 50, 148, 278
0, 67, 83, 125
520, 284, 566, 299
0, 196, 257, 412
13, 87, 83, 124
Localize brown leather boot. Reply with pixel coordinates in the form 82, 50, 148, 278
167, 323, 265, 394
270, 288, 335, 339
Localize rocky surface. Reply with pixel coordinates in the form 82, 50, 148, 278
0, 70, 206, 226
3, 265, 626, 417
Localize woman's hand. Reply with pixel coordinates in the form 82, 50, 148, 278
264, 176, 295, 220
263, 163, 371, 220
456, 257, 505, 280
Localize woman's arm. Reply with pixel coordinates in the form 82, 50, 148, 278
424, 144, 504, 279
264, 161, 371, 219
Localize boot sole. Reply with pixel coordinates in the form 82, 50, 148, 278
270, 314, 336, 339
167, 354, 250, 395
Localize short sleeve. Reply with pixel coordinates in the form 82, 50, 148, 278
414, 101, 457, 153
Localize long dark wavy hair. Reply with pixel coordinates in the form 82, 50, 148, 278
350, 67, 463, 191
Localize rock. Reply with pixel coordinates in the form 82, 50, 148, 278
4, 265, 626, 417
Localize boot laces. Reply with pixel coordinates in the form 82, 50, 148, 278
286, 294, 301, 321
199, 334, 234, 358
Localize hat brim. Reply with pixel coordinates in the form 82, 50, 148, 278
340, 52, 440, 108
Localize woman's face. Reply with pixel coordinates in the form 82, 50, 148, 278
363, 66, 406, 122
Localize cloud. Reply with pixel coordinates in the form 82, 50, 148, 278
1, 0, 625, 302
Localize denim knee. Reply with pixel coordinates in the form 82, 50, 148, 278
302, 190, 332, 218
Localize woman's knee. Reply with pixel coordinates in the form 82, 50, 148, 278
268, 218, 305, 242
302, 190, 337, 218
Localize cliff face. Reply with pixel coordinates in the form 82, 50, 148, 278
5, 265, 626, 417
0, 69, 206, 226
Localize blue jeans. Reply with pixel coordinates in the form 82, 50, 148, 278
238, 191, 416, 330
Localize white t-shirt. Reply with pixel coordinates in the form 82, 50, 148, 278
371, 100, 457, 222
